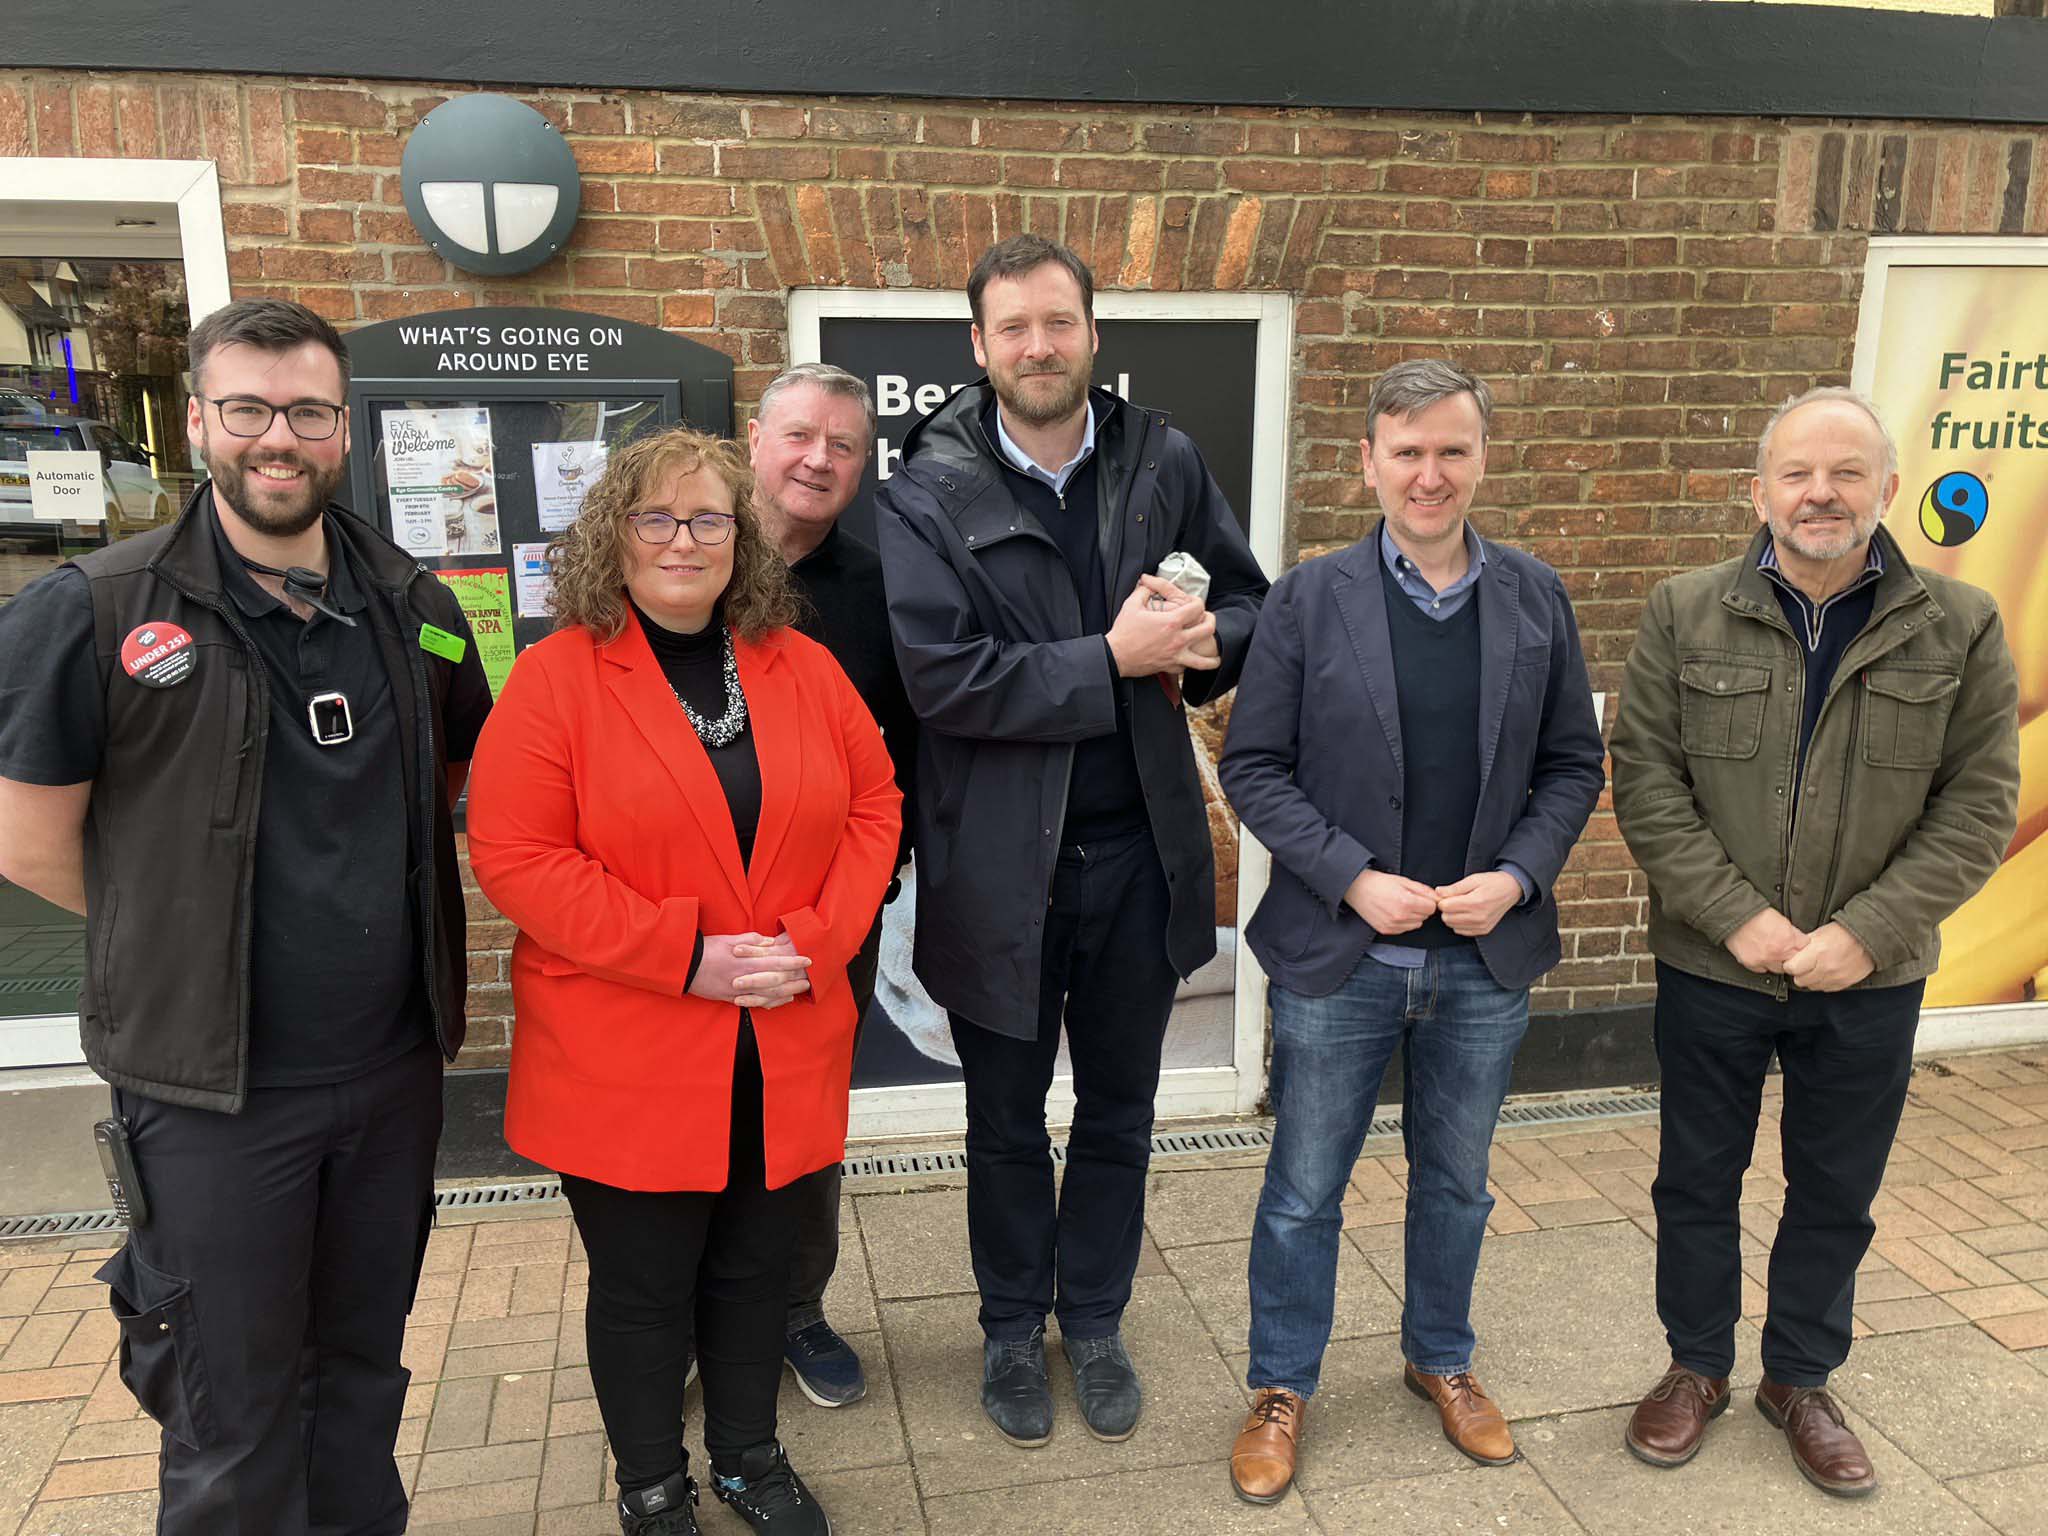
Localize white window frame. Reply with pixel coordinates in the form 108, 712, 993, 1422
0, 158, 229, 1071
1851, 235, 2048, 1057
788, 287, 1293, 1139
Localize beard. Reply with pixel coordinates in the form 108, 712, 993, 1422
993, 356, 1091, 427
1770, 497, 1877, 563
201, 437, 344, 539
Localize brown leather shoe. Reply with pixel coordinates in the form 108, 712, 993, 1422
1624, 1363, 1731, 1467
1403, 1364, 1517, 1465
1755, 1378, 1877, 1497
1230, 1387, 1306, 1504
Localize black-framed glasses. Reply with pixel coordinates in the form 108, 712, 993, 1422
201, 395, 344, 441
627, 511, 737, 545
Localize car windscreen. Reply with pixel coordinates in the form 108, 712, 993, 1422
0, 425, 87, 461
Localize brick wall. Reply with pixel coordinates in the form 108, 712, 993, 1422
7, 71, 2043, 1060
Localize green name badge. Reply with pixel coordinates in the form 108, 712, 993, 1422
418, 624, 467, 663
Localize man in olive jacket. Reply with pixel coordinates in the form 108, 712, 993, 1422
1609, 388, 2019, 1498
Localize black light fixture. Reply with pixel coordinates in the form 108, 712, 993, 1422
400, 94, 583, 277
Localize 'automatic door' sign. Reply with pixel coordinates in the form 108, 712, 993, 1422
401, 94, 582, 277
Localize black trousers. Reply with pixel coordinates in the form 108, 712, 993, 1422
1650, 961, 1923, 1387
786, 908, 883, 1321
562, 1019, 802, 1490
96, 1040, 442, 1536
950, 827, 1180, 1343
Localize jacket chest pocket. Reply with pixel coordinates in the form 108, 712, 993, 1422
1861, 667, 1959, 770
1679, 660, 1771, 759
210, 650, 252, 828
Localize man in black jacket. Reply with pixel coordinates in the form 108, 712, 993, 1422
748, 360, 918, 1410
875, 236, 1268, 1447
0, 300, 492, 1535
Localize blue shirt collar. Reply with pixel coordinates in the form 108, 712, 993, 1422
1379, 519, 1486, 595
993, 399, 1097, 495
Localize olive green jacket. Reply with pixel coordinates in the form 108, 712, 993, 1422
1610, 525, 2020, 997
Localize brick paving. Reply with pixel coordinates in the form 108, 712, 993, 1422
1, 1048, 2044, 1534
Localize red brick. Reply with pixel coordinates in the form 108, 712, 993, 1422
297, 207, 355, 242
75, 82, 117, 157
248, 88, 288, 184
295, 88, 389, 129
298, 168, 374, 203
809, 106, 914, 141
894, 150, 1001, 184
664, 294, 716, 327
296, 127, 352, 165
632, 100, 743, 139
226, 203, 291, 237
1142, 120, 1247, 156
34, 82, 74, 155
1613, 128, 1711, 161
0, 83, 29, 156
615, 182, 736, 217
719, 144, 834, 179
569, 99, 627, 134
981, 118, 1083, 152
571, 139, 656, 175
1226, 160, 1324, 193
160, 85, 201, 158
920, 113, 978, 147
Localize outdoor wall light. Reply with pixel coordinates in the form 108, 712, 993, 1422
400, 94, 582, 277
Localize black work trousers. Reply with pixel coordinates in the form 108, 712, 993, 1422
786, 908, 883, 1322
561, 1019, 801, 1491
95, 1040, 442, 1536
950, 827, 1180, 1343
1650, 961, 1923, 1387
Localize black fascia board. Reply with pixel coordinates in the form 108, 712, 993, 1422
10, 0, 2048, 125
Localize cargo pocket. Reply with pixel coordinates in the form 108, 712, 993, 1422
1678, 660, 1771, 759
1862, 668, 1959, 770
95, 1245, 217, 1450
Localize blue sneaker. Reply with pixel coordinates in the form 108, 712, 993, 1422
784, 1316, 867, 1407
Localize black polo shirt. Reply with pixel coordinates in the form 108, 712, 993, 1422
204, 507, 426, 1086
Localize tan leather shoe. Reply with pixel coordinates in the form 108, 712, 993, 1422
1404, 1363, 1517, 1465
1230, 1387, 1306, 1504
1756, 1378, 1876, 1497
1624, 1362, 1731, 1467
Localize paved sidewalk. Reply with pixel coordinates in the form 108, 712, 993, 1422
2, 1048, 2045, 1534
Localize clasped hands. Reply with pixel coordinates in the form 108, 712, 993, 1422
687, 931, 812, 1009
1343, 867, 1523, 939
1107, 574, 1219, 678
1724, 908, 1874, 992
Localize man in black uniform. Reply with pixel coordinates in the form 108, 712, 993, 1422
876, 236, 1268, 1446
747, 361, 918, 1409
0, 299, 492, 1534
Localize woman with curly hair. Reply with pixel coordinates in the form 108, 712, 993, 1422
466, 427, 900, 1536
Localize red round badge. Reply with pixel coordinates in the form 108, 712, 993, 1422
120, 622, 197, 689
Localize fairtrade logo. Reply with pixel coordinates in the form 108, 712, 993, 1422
1918, 470, 1989, 547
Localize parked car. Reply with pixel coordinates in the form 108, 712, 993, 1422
0, 414, 175, 537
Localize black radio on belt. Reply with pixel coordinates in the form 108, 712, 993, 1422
92, 1117, 150, 1229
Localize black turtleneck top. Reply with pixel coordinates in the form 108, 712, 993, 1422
631, 600, 762, 865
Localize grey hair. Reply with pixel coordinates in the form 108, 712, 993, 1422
1364, 359, 1493, 444
1755, 387, 1898, 483
757, 362, 877, 439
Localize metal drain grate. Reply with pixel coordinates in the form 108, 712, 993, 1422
0, 976, 79, 997
2, 1086, 1664, 1239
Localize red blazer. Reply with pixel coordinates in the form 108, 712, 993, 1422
465, 613, 902, 1192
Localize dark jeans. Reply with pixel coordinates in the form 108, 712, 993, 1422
1250, 947, 1528, 1393
95, 1040, 442, 1536
562, 1019, 801, 1489
950, 827, 1180, 1343
1651, 961, 1923, 1387
786, 908, 883, 1323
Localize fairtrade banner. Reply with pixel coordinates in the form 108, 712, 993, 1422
1861, 257, 2048, 1007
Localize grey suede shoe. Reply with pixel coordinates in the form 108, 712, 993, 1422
981, 1327, 1054, 1447
1063, 1331, 1142, 1441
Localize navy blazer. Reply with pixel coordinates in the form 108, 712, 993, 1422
1218, 522, 1605, 995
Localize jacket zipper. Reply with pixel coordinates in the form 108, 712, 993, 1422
397, 566, 451, 1058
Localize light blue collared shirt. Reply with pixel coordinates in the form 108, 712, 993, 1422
1367, 522, 1535, 970
993, 400, 1097, 494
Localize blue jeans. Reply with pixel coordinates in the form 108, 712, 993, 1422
1247, 946, 1529, 1396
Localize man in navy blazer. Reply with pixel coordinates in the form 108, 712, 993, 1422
1217, 360, 1604, 1501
